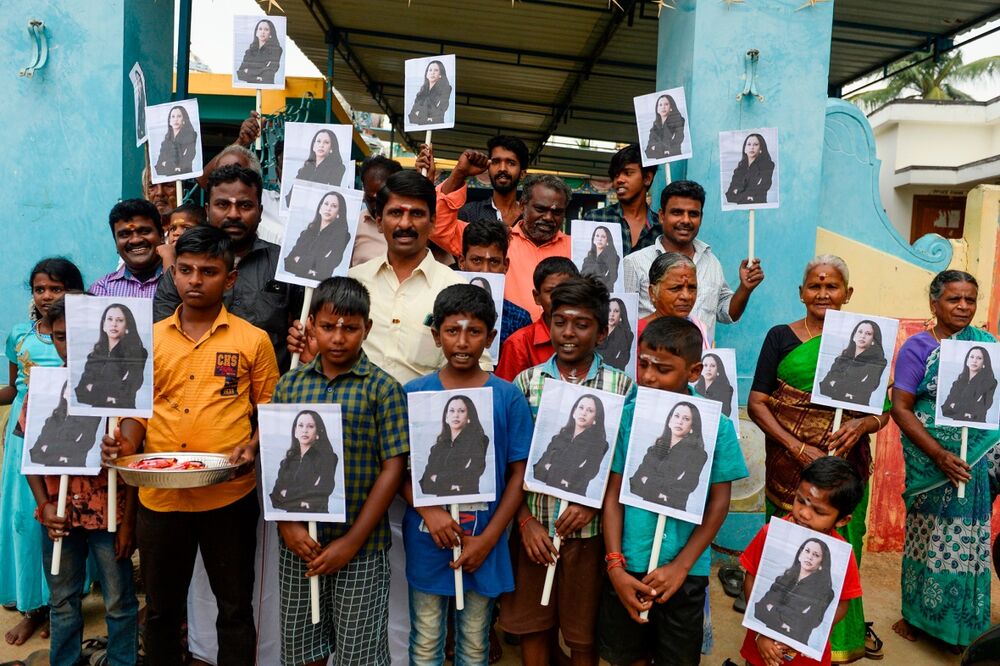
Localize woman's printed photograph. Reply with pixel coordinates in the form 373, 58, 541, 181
695, 347, 739, 433
619, 387, 722, 524
146, 99, 203, 184
632, 87, 692, 167
408, 387, 496, 507
129, 62, 147, 147
231, 14, 287, 89
811, 310, 899, 415
719, 127, 780, 211
404, 54, 457, 132
259, 403, 347, 522
571, 219, 625, 293
524, 379, 626, 508
276, 182, 364, 288
21, 368, 105, 476
935, 338, 1000, 429
743, 518, 853, 660
278, 122, 355, 215
66, 295, 153, 418
596, 293, 638, 378
456, 271, 505, 362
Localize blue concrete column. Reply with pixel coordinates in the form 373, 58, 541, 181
0, 1, 172, 342
653, 0, 834, 394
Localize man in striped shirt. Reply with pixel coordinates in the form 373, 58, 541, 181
89, 199, 165, 298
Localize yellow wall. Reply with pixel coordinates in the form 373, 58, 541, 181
178, 72, 327, 114
815, 184, 1000, 327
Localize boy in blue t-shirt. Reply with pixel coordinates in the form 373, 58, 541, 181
401, 284, 533, 665
600, 317, 748, 665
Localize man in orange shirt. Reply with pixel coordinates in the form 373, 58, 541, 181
427, 148, 572, 319
103, 226, 279, 666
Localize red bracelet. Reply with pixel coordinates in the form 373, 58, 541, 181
518, 515, 535, 530
604, 551, 624, 563
34, 501, 53, 523
607, 559, 625, 572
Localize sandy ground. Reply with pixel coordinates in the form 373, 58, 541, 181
0, 551, 995, 665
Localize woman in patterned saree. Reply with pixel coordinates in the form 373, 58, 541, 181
890, 270, 999, 649
748, 255, 888, 662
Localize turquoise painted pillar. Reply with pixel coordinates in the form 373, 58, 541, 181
1, 1, 172, 343
653, 0, 834, 394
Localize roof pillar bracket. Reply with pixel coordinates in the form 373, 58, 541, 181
736, 48, 765, 102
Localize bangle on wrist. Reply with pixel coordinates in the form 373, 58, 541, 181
34, 500, 52, 523
607, 559, 625, 572
518, 515, 535, 531
868, 415, 882, 432
797, 442, 806, 458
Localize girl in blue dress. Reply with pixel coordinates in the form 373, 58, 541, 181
0, 258, 83, 645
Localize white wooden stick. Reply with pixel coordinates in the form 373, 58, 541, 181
255, 89, 263, 151
176, 181, 183, 203
420, 130, 432, 177
540, 501, 568, 606
308, 521, 320, 624
748, 210, 755, 263
290, 286, 314, 370
639, 513, 667, 620
451, 504, 464, 610
108, 417, 119, 533
51, 474, 69, 576
958, 427, 968, 498
828, 408, 843, 456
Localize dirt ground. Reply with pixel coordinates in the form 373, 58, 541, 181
0, 550, 995, 665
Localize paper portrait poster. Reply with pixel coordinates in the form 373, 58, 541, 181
935, 339, 1000, 429
523, 379, 626, 508
456, 271, 506, 361
146, 99, 203, 184
812, 310, 899, 415
597, 292, 638, 378
129, 63, 148, 147
633, 87, 692, 167
275, 183, 364, 288
571, 219, 625, 293
21, 367, 106, 476
259, 404, 347, 522
66, 295, 153, 418
279, 122, 356, 215
408, 388, 496, 507
619, 387, 722, 524
743, 518, 853, 660
695, 348, 740, 435
719, 127, 779, 211
232, 14, 287, 90
404, 54, 456, 132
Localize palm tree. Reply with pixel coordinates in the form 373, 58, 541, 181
848, 49, 1000, 112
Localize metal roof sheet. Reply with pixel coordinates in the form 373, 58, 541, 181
279, 0, 1000, 176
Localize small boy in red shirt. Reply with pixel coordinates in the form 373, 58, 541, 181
740, 457, 864, 666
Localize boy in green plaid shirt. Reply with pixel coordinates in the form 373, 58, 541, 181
497, 276, 636, 665
271, 277, 408, 666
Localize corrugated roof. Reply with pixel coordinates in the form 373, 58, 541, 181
279, 0, 1000, 176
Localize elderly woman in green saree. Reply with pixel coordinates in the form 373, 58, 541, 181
890, 270, 1000, 649
748, 255, 889, 663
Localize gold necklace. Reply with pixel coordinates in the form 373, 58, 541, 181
803, 318, 819, 340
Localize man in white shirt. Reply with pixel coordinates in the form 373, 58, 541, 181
623, 180, 764, 342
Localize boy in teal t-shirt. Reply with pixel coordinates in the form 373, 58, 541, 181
600, 317, 748, 665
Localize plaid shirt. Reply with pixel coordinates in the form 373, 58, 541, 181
514, 354, 636, 539
272, 352, 409, 554
583, 202, 661, 255
89, 264, 162, 298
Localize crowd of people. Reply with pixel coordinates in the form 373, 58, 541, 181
0, 115, 997, 666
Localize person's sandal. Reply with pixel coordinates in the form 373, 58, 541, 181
717, 564, 744, 598
865, 622, 884, 660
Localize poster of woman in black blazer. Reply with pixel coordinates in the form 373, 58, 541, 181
720, 128, 779, 211
818, 320, 887, 406
696, 352, 735, 418
404, 55, 457, 132
73, 303, 148, 412
233, 16, 286, 88
632, 87, 692, 167
279, 122, 354, 213
629, 401, 708, 511
532, 393, 609, 496
22, 369, 104, 474
419, 395, 490, 497
154, 105, 199, 178
269, 410, 340, 514
754, 537, 836, 646
596, 297, 634, 372
940, 345, 998, 424
282, 190, 353, 283
580, 226, 621, 292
